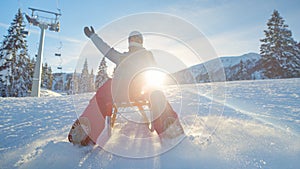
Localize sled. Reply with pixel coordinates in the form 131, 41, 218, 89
68, 90, 184, 146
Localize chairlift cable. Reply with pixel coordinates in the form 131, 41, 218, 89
53, 0, 63, 71
56, 0, 61, 13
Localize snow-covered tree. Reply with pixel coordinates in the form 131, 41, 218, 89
65, 76, 72, 94
69, 70, 79, 94
90, 68, 95, 91
41, 63, 53, 90
79, 59, 93, 93
28, 57, 36, 91
0, 9, 32, 97
260, 10, 300, 79
95, 57, 108, 88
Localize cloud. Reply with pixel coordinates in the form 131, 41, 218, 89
0, 22, 9, 29
29, 28, 82, 44
47, 32, 82, 44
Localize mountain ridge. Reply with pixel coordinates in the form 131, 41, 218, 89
172, 52, 263, 83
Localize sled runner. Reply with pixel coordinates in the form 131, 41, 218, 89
68, 85, 184, 146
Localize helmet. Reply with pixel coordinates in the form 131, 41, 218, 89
128, 31, 143, 42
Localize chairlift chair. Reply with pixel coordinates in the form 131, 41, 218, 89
49, 22, 60, 32
21, 30, 29, 36
55, 53, 61, 57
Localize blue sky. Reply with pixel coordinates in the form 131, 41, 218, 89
1, 0, 300, 73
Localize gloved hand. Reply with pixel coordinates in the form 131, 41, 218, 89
84, 26, 95, 38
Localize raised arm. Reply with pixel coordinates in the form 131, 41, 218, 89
84, 26, 122, 65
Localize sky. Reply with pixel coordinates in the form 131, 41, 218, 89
0, 0, 300, 73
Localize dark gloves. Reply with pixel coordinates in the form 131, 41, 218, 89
84, 26, 95, 38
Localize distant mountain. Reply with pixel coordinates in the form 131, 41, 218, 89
172, 53, 264, 84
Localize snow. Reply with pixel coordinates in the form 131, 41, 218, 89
0, 78, 300, 169
174, 52, 263, 83
40, 88, 62, 97
219, 52, 261, 68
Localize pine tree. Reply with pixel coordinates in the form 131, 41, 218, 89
41, 63, 53, 89
69, 70, 79, 94
95, 57, 108, 88
47, 66, 53, 89
0, 9, 32, 97
65, 75, 72, 94
260, 10, 300, 79
28, 57, 36, 91
236, 60, 248, 80
41, 63, 47, 88
90, 69, 95, 91
79, 58, 92, 93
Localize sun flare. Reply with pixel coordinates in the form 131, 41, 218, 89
144, 70, 166, 87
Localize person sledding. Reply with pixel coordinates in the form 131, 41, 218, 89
68, 26, 184, 146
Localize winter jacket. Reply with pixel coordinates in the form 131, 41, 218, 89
90, 33, 157, 104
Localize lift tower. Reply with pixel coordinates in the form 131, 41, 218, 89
25, 7, 61, 97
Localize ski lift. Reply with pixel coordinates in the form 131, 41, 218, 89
57, 56, 63, 70
49, 21, 60, 32
56, 42, 63, 71
25, 7, 61, 32
54, 29, 63, 71
56, 57, 63, 70
55, 53, 61, 56
25, 6, 62, 97
25, 13, 39, 26
55, 41, 62, 57
55, 53, 61, 57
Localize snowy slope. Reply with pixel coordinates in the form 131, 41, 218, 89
219, 52, 261, 68
40, 88, 62, 97
0, 79, 300, 169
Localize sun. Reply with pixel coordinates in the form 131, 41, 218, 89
144, 69, 166, 87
